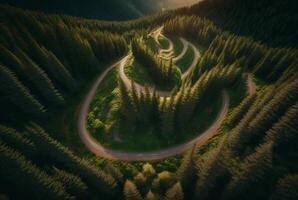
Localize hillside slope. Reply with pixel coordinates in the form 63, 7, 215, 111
184, 0, 298, 48
0, 3, 297, 200
0, 0, 161, 20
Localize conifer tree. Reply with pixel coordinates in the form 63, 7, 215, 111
227, 93, 256, 127
271, 174, 298, 200
164, 182, 184, 200
0, 141, 71, 200
145, 190, 156, 200
222, 142, 273, 200
0, 125, 36, 159
176, 148, 197, 188
0, 65, 45, 115
26, 123, 117, 196
16, 48, 65, 106
123, 180, 143, 200
53, 168, 88, 199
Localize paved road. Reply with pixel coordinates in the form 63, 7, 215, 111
77, 28, 256, 161
119, 33, 200, 97
118, 54, 171, 97
173, 38, 189, 62
78, 66, 229, 160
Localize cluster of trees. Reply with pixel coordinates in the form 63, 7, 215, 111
1, 3, 298, 200
185, 0, 298, 48
118, 62, 241, 137
192, 78, 298, 200
123, 162, 184, 200
164, 16, 298, 83
164, 15, 220, 47
0, 6, 128, 120
0, 124, 119, 199
0, 5, 175, 37
2, 0, 161, 20
131, 38, 181, 88
160, 14, 298, 200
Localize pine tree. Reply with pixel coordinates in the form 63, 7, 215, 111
142, 163, 156, 181
264, 102, 298, 163
123, 180, 143, 200
53, 168, 88, 199
222, 142, 274, 200
145, 190, 156, 200
105, 162, 124, 183
271, 174, 298, 200
0, 125, 37, 159
119, 78, 136, 123
0, 65, 45, 115
176, 147, 197, 188
164, 182, 184, 200
160, 97, 175, 138
0, 141, 71, 200
26, 123, 117, 196
227, 93, 256, 127
16, 48, 65, 106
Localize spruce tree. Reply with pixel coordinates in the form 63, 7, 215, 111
271, 174, 298, 200
164, 182, 184, 200
123, 180, 143, 200
0, 65, 45, 115
0, 141, 71, 200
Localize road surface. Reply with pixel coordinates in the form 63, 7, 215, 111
77, 28, 256, 161
119, 33, 201, 97
78, 66, 229, 160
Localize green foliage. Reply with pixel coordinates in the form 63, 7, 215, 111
0, 3, 298, 200
271, 174, 298, 200
164, 15, 220, 47
0, 65, 45, 115
124, 180, 143, 200
0, 125, 37, 159
222, 142, 274, 200
131, 38, 181, 88
152, 171, 176, 192
53, 168, 88, 199
25, 123, 117, 196
145, 190, 157, 200
176, 148, 196, 188
142, 163, 156, 180
265, 102, 298, 167
227, 93, 256, 127
105, 162, 124, 183
164, 182, 184, 200
15, 48, 65, 106
0, 141, 71, 200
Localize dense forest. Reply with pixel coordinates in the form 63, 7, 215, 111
0, 0, 161, 20
0, 0, 297, 199
1, 0, 202, 20
183, 0, 298, 48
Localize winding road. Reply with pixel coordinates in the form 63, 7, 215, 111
119, 54, 171, 97
119, 29, 201, 97
77, 27, 256, 161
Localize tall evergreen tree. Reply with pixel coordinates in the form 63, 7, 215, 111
123, 180, 143, 200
